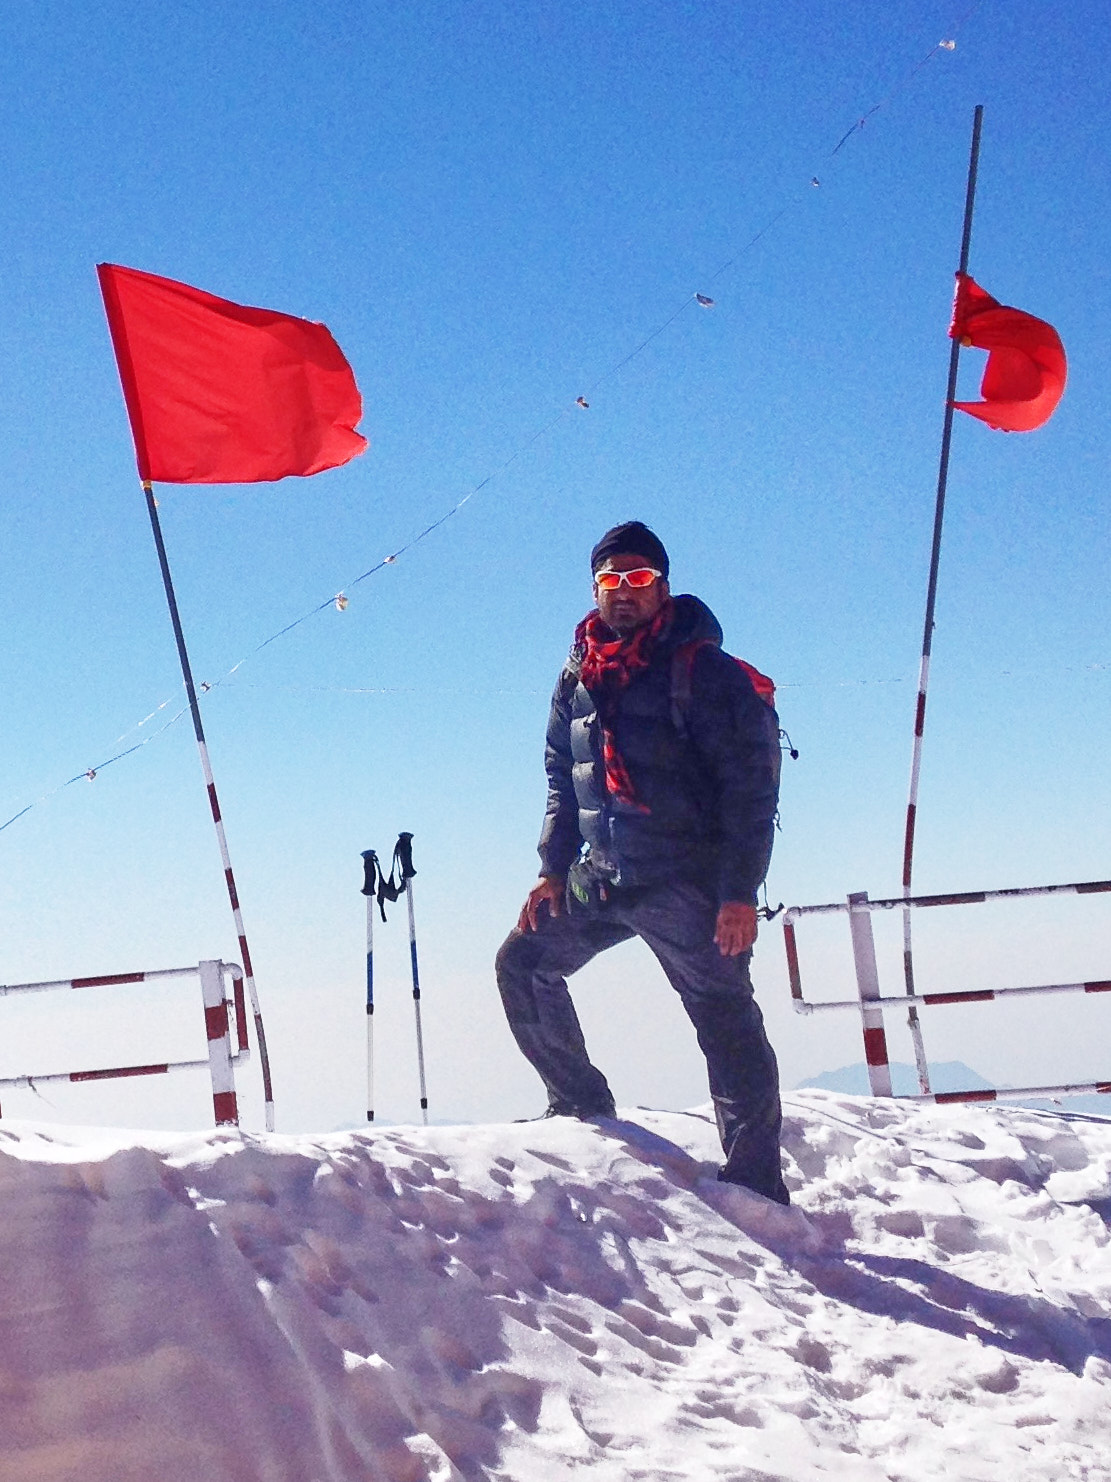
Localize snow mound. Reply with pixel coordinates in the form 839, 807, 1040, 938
1, 1092, 1110, 1481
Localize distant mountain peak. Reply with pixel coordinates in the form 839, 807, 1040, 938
797, 1061, 992, 1097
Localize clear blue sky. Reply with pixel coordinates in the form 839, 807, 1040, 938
1, 0, 1108, 1131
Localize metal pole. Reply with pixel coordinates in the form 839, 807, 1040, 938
900, 104, 984, 1093
142, 481, 275, 1129
848, 892, 893, 1097
406, 878, 428, 1124
199, 958, 238, 1126
393, 832, 428, 1124
360, 850, 378, 1122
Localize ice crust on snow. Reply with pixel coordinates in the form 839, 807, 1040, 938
1, 1092, 1109, 1481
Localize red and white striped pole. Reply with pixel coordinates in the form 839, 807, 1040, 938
143, 482, 274, 1129
848, 892, 892, 1097
199, 959, 238, 1125
901, 105, 985, 1094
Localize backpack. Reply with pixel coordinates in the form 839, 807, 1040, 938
669, 639, 797, 762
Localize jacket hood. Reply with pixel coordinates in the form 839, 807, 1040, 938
662, 594, 723, 650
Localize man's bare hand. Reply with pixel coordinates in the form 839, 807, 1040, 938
714, 900, 758, 956
518, 876, 565, 932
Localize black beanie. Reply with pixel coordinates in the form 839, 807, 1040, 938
590, 521, 669, 579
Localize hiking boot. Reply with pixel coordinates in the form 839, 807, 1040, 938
717, 1167, 791, 1205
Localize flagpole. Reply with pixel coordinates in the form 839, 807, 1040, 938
900, 104, 984, 1092
142, 480, 275, 1130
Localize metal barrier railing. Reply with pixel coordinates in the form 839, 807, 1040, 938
783, 879, 1111, 1104
0, 960, 250, 1125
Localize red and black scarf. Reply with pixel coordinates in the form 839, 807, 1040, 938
574, 600, 673, 811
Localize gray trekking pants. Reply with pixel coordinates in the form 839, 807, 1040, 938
495, 878, 788, 1203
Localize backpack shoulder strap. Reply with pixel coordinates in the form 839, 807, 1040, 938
671, 641, 776, 725
670, 643, 795, 767
670, 638, 713, 736
736, 658, 776, 708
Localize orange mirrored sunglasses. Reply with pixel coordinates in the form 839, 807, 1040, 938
594, 567, 662, 591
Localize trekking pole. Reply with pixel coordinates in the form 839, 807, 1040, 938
394, 832, 428, 1125
360, 850, 380, 1122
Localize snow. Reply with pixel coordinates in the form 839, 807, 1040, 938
2, 1093, 1110, 1481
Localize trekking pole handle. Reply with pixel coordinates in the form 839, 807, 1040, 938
360, 850, 379, 897
395, 832, 416, 882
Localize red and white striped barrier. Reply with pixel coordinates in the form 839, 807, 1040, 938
0, 959, 250, 1126
907, 1078, 1111, 1107
782, 878, 1111, 1103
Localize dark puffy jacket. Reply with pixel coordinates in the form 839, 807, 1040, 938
537, 595, 780, 903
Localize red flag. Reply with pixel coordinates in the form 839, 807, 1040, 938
97, 263, 368, 483
948, 272, 1066, 433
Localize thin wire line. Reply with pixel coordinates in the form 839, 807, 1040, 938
0, 705, 191, 835
833, 2, 984, 154
205, 28, 977, 693
200, 659, 1111, 699
3, 8, 984, 838
7, 648, 1105, 834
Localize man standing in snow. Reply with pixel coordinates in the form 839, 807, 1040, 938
496, 521, 789, 1204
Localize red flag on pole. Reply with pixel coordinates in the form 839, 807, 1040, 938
97, 263, 368, 483
948, 272, 1066, 433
